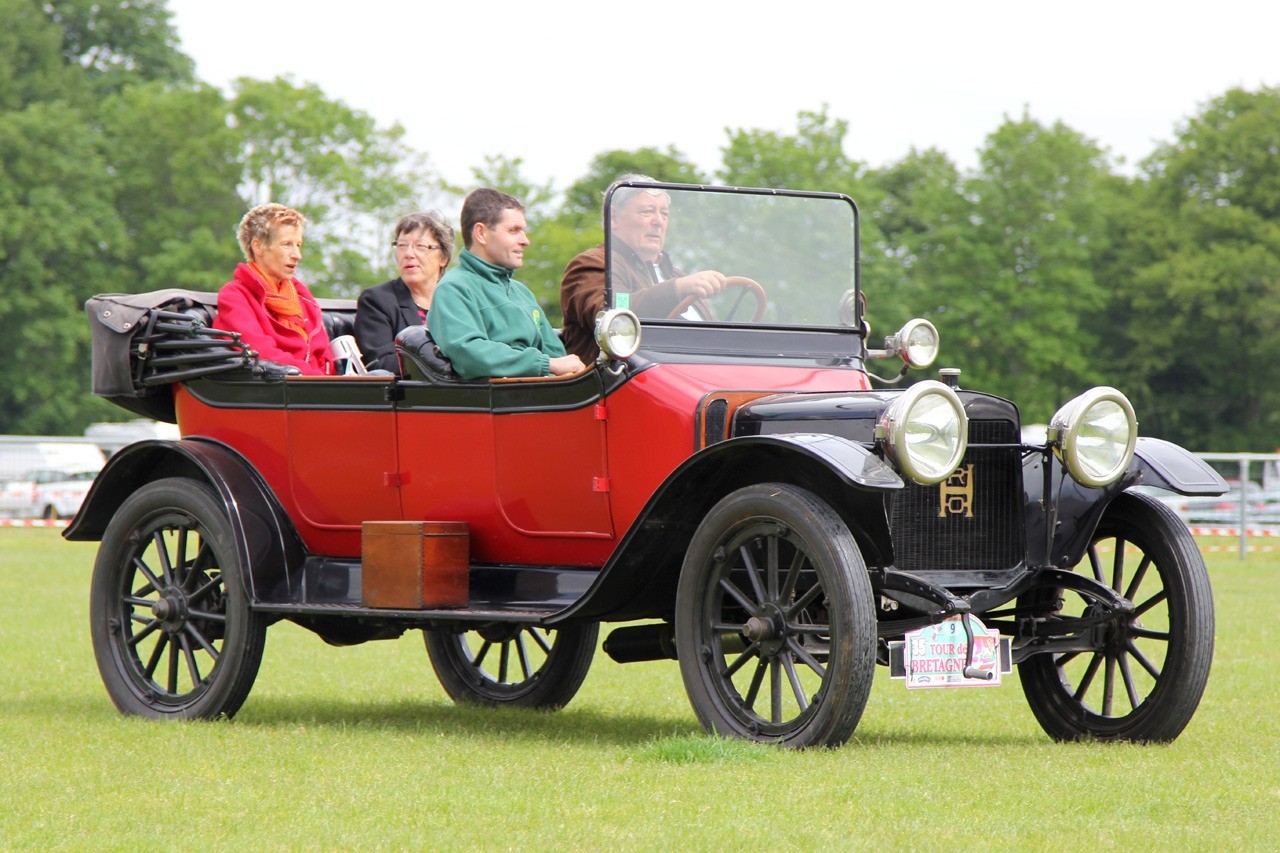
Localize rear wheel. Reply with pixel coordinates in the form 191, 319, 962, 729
424, 623, 597, 709
675, 483, 876, 747
1018, 491, 1214, 741
90, 477, 266, 719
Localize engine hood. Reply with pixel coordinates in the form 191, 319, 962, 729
731, 389, 1020, 446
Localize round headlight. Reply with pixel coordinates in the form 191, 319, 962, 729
876, 380, 969, 485
891, 319, 940, 368
1049, 387, 1137, 488
594, 308, 642, 361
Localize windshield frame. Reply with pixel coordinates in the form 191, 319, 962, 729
602, 180, 864, 346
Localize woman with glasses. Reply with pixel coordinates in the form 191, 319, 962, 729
355, 211, 456, 373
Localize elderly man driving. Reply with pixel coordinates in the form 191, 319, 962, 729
559, 174, 728, 363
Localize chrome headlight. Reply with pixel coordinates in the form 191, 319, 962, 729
886, 319, 940, 368
1048, 387, 1137, 488
876, 380, 969, 485
594, 308, 642, 361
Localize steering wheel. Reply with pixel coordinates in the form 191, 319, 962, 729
666, 276, 768, 322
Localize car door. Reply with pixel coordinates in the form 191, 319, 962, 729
285, 377, 401, 539
394, 371, 613, 566
490, 371, 613, 539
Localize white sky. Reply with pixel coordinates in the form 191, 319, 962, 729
166, 0, 1280, 192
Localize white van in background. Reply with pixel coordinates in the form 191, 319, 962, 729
0, 437, 105, 481
84, 419, 179, 456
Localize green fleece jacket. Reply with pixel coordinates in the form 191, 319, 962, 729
427, 249, 567, 379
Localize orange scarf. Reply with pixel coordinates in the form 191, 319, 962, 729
251, 262, 308, 341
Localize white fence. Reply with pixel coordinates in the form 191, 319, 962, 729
1183, 452, 1280, 559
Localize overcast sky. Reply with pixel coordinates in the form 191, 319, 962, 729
165, 0, 1280, 191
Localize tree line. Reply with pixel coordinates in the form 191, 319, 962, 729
2, 0, 1278, 451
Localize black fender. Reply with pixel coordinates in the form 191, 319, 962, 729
63, 438, 305, 602
1023, 436, 1226, 568
1130, 437, 1228, 495
550, 432, 903, 624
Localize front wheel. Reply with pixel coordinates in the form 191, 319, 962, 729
89, 477, 266, 719
675, 483, 877, 747
1018, 491, 1214, 742
424, 622, 598, 709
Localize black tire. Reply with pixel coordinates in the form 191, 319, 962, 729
675, 483, 877, 747
89, 477, 267, 719
424, 622, 598, 709
1018, 491, 1214, 742
42, 504, 59, 521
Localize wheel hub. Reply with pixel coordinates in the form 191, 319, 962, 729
742, 603, 786, 656
743, 616, 773, 642
151, 589, 189, 633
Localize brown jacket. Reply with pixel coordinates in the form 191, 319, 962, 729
559, 242, 682, 363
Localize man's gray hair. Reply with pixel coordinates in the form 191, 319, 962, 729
607, 173, 669, 215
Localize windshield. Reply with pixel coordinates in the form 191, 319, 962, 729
604, 183, 859, 329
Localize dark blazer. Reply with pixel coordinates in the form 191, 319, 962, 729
355, 278, 427, 373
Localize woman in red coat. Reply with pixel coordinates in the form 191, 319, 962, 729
214, 203, 334, 375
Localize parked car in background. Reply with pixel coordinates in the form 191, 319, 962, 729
1, 468, 101, 519
30, 469, 100, 520
0, 477, 36, 518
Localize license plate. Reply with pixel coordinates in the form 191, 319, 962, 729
888, 615, 1011, 689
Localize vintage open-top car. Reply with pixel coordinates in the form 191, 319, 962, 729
68, 181, 1226, 747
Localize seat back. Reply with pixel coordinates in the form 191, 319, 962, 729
317, 298, 356, 341
395, 326, 461, 382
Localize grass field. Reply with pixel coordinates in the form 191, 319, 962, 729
2, 527, 1278, 849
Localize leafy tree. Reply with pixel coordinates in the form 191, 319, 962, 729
463, 153, 554, 219
95, 81, 244, 292
230, 76, 430, 297
0, 7, 443, 432
42, 0, 193, 98
0, 0, 80, 110
719, 106, 863, 193
0, 2, 223, 432
0, 102, 127, 433
561, 146, 706, 224
1110, 87, 1280, 448
947, 114, 1116, 420
863, 147, 969, 338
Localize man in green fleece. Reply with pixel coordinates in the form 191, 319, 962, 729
428, 188, 586, 379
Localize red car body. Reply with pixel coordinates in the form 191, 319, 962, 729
172, 363, 871, 562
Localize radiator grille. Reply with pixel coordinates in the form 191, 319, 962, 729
889, 419, 1023, 572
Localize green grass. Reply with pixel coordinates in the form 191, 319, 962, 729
2, 528, 1278, 849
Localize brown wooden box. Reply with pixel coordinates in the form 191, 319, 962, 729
361, 521, 469, 609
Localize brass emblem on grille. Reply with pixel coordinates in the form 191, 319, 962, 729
938, 465, 974, 518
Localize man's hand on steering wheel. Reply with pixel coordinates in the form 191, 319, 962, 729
667, 276, 768, 322
674, 270, 728, 298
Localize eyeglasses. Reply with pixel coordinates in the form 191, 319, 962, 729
393, 241, 441, 255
